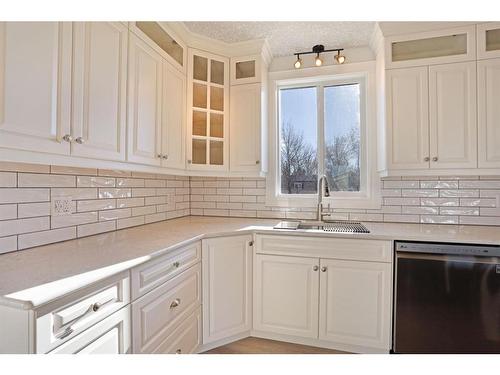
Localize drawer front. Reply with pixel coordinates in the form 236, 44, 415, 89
37, 273, 130, 353
49, 306, 131, 354
255, 234, 392, 263
132, 263, 201, 354
131, 241, 201, 300
152, 306, 202, 354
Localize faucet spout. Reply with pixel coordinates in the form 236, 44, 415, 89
317, 175, 330, 221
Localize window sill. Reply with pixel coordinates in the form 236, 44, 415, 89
265, 193, 382, 210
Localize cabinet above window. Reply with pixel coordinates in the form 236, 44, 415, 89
385, 25, 476, 69
477, 22, 500, 59
130, 22, 186, 72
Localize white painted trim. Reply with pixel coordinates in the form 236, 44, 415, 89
266, 61, 381, 209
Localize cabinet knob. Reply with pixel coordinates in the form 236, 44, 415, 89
187, 160, 192, 164
170, 298, 181, 309
75, 137, 85, 144
172, 261, 180, 268
256, 160, 260, 165
92, 302, 101, 312
424, 157, 430, 162
249, 241, 254, 247
175, 349, 182, 354
62, 134, 73, 143
313, 265, 319, 271
432, 157, 438, 162
321, 267, 327, 272
162, 155, 169, 160
157, 154, 162, 158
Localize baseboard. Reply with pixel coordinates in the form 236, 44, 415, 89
250, 330, 390, 354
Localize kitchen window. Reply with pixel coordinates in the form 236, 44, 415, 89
267, 65, 380, 209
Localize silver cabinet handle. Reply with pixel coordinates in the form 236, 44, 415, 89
424, 157, 430, 162
170, 298, 181, 309
321, 267, 327, 272
75, 137, 85, 144
313, 265, 319, 271
432, 157, 438, 162
62, 134, 73, 143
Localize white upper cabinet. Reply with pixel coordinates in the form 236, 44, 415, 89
385, 25, 476, 69
127, 33, 163, 166
72, 22, 128, 161
429, 62, 477, 169
318, 259, 392, 350
0, 22, 72, 155
230, 55, 262, 85
187, 49, 229, 171
477, 22, 500, 60
386, 67, 430, 170
230, 83, 262, 172
477, 58, 500, 168
253, 254, 320, 339
162, 61, 186, 169
202, 235, 253, 344
130, 22, 186, 73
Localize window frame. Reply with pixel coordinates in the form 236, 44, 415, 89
266, 62, 381, 209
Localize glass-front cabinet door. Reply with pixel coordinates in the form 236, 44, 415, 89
187, 49, 229, 170
477, 22, 500, 59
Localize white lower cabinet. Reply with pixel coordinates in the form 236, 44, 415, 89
131, 263, 201, 354
202, 235, 253, 344
49, 306, 131, 354
253, 235, 393, 353
253, 254, 319, 339
318, 259, 392, 349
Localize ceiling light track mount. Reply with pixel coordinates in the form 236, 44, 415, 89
294, 45, 345, 69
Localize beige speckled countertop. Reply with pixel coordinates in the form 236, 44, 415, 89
1, 216, 500, 309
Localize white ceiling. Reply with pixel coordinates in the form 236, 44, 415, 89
183, 22, 376, 57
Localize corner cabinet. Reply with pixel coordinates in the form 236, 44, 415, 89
0, 22, 72, 155
202, 235, 253, 346
187, 49, 229, 171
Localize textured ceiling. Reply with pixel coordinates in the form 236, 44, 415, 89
183, 22, 376, 57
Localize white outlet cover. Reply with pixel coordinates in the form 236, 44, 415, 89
52, 197, 74, 216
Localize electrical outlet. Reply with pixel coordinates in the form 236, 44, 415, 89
52, 197, 73, 216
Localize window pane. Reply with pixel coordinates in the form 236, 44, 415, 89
193, 55, 207, 81
279, 87, 318, 195
324, 84, 361, 192
192, 139, 207, 164
210, 60, 224, 85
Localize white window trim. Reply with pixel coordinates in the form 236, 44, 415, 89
266, 61, 381, 209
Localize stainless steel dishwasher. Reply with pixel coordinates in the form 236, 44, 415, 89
393, 241, 500, 353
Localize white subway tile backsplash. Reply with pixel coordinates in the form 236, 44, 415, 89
51, 166, 97, 176
52, 188, 97, 200
18, 227, 76, 249
77, 176, 115, 188
0, 216, 50, 237
99, 208, 131, 221
132, 205, 156, 216
77, 221, 116, 237
0, 235, 17, 254
1, 188, 50, 203
440, 208, 479, 216
0, 204, 17, 220
116, 178, 144, 187
420, 198, 459, 206
460, 198, 496, 207
440, 189, 479, 198
421, 215, 459, 224
18, 202, 51, 218
116, 197, 145, 208
18, 173, 75, 187
383, 180, 419, 189
0, 172, 16, 187
402, 206, 439, 215
77, 199, 116, 212
99, 188, 131, 199
459, 180, 500, 189
419, 181, 458, 189
402, 189, 439, 197
460, 216, 500, 225
51, 212, 97, 229
145, 212, 166, 223
117, 215, 145, 230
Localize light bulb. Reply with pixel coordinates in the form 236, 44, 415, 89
335, 51, 346, 64
315, 54, 323, 67
294, 56, 302, 69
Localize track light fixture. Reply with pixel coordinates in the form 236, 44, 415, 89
293, 45, 345, 69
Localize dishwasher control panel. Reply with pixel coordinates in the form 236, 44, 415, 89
396, 241, 500, 257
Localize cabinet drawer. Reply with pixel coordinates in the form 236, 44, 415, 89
152, 306, 202, 354
131, 241, 201, 300
132, 263, 201, 354
36, 272, 130, 353
49, 306, 131, 354
255, 235, 392, 263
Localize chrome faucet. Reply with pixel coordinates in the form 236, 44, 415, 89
317, 175, 331, 221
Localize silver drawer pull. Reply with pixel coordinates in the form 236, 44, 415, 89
55, 299, 110, 340
170, 298, 181, 309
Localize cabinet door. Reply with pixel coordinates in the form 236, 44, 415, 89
230, 83, 262, 172
429, 62, 477, 169
253, 254, 319, 339
0, 22, 72, 155
386, 67, 430, 170
202, 235, 252, 344
49, 306, 131, 354
231, 55, 261, 85
127, 33, 163, 166
477, 58, 500, 168
162, 61, 186, 169
72, 22, 128, 161
187, 49, 229, 171
319, 259, 392, 350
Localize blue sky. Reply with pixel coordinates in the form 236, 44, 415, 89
280, 84, 360, 149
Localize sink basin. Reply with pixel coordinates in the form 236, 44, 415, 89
274, 220, 370, 233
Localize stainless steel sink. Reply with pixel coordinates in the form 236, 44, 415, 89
274, 220, 370, 233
